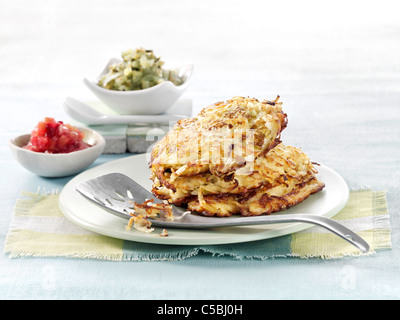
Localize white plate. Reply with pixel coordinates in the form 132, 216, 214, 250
59, 154, 349, 245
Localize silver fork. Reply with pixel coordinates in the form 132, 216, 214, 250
75, 173, 370, 253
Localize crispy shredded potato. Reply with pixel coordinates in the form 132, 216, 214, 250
126, 214, 154, 233
126, 199, 174, 233
150, 96, 324, 217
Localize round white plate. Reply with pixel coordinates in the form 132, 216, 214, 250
59, 154, 349, 245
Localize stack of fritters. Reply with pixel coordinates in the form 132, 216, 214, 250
149, 96, 325, 217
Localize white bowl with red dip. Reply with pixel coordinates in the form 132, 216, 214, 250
9, 117, 105, 177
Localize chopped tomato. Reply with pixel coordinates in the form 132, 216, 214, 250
24, 117, 90, 153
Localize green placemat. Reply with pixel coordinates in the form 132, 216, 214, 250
4, 189, 391, 260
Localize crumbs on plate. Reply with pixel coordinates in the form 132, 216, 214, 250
126, 199, 173, 236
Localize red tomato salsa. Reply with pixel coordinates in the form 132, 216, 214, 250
24, 117, 90, 153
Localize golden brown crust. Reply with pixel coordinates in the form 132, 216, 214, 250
149, 96, 324, 217
186, 177, 325, 216
150, 96, 287, 176
151, 143, 325, 216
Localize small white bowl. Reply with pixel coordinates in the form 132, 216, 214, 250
9, 127, 105, 177
84, 58, 194, 115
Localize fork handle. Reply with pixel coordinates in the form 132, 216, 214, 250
223, 214, 370, 253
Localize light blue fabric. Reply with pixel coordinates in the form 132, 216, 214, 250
120, 233, 294, 261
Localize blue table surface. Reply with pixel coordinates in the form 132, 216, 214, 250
1, 0, 399, 300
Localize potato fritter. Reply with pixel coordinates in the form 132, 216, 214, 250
149, 96, 324, 217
